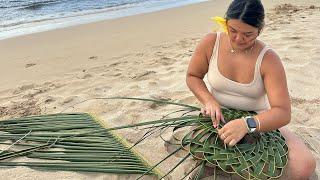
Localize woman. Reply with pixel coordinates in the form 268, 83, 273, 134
186, 0, 316, 179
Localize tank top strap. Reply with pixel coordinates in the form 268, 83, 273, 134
255, 45, 270, 78
209, 32, 221, 64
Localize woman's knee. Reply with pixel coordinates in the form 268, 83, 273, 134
289, 150, 316, 179
280, 127, 316, 179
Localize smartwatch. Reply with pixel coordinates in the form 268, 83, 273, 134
244, 116, 257, 133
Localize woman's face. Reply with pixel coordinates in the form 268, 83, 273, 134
227, 19, 259, 51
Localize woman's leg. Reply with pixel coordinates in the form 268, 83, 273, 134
279, 127, 316, 180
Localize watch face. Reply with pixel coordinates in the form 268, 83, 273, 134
246, 118, 257, 128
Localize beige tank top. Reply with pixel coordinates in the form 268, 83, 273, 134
207, 32, 270, 113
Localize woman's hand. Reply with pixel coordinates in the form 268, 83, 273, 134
218, 118, 248, 147
201, 101, 225, 128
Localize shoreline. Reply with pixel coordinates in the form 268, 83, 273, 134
0, 0, 208, 41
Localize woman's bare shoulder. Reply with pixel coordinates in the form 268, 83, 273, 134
200, 32, 217, 47
196, 33, 218, 62
261, 48, 285, 76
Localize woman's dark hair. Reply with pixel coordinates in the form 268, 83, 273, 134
225, 0, 265, 30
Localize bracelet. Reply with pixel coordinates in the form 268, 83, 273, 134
254, 116, 261, 132
242, 117, 250, 133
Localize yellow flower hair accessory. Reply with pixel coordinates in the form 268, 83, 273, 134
211, 16, 228, 33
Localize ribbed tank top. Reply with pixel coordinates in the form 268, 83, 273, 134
207, 32, 270, 113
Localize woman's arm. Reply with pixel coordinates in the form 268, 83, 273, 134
186, 33, 216, 105
255, 50, 291, 132
186, 33, 224, 126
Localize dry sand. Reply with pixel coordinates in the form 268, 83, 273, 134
0, 0, 319, 179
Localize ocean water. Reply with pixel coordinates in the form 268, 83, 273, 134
0, 0, 207, 40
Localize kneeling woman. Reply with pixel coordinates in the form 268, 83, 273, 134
186, 0, 316, 179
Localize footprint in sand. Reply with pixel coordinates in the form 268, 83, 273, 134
94, 86, 112, 93
155, 51, 163, 56
161, 44, 170, 49
131, 71, 155, 80
177, 39, 192, 48
61, 96, 79, 105
148, 95, 172, 109
112, 73, 122, 77
148, 81, 158, 86
78, 73, 92, 79
128, 84, 139, 90
109, 62, 121, 67
25, 63, 36, 68
100, 73, 110, 77
135, 53, 144, 57
40, 96, 56, 104
290, 44, 303, 49
88, 56, 98, 60
160, 57, 176, 66
166, 67, 174, 71
285, 36, 302, 40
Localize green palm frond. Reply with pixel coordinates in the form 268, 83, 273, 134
0, 113, 161, 176
0, 97, 288, 180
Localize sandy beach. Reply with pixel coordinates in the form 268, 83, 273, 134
0, 0, 319, 179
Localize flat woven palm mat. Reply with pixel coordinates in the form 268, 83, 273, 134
0, 113, 159, 176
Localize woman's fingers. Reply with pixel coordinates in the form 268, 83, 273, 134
201, 105, 223, 128
210, 108, 217, 128
201, 107, 211, 116
215, 109, 221, 128
221, 115, 226, 123
203, 108, 216, 127
222, 134, 238, 147
223, 135, 233, 145
219, 130, 229, 139
220, 133, 226, 140
201, 107, 205, 115
228, 139, 237, 147
201, 107, 210, 118
217, 128, 223, 136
